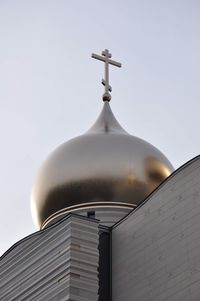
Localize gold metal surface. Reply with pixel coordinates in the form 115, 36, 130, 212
31, 102, 174, 229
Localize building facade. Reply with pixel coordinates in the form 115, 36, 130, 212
1, 156, 200, 300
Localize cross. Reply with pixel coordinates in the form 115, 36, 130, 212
92, 49, 122, 102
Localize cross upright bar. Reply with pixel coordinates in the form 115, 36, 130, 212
91, 49, 122, 102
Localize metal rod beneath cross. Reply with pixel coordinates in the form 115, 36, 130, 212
92, 49, 122, 102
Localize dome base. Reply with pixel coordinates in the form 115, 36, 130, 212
42, 202, 135, 229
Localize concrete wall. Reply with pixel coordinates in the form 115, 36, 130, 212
0, 215, 99, 301
112, 156, 200, 301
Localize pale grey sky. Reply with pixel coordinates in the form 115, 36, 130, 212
0, 0, 200, 255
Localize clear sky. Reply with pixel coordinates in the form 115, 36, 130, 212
0, 0, 200, 256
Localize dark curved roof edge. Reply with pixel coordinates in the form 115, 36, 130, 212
112, 154, 200, 229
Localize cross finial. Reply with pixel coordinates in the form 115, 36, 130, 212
92, 49, 122, 102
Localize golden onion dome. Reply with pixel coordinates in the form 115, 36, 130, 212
31, 101, 174, 229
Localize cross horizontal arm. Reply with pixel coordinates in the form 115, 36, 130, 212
108, 59, 121, 68
91, 53, 122, 68
102, 79, 112, 92
91, 53, 106, 62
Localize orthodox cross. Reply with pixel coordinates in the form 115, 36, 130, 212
92, 49, 122, 102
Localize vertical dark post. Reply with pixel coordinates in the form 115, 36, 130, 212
98, 226, 111, 301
